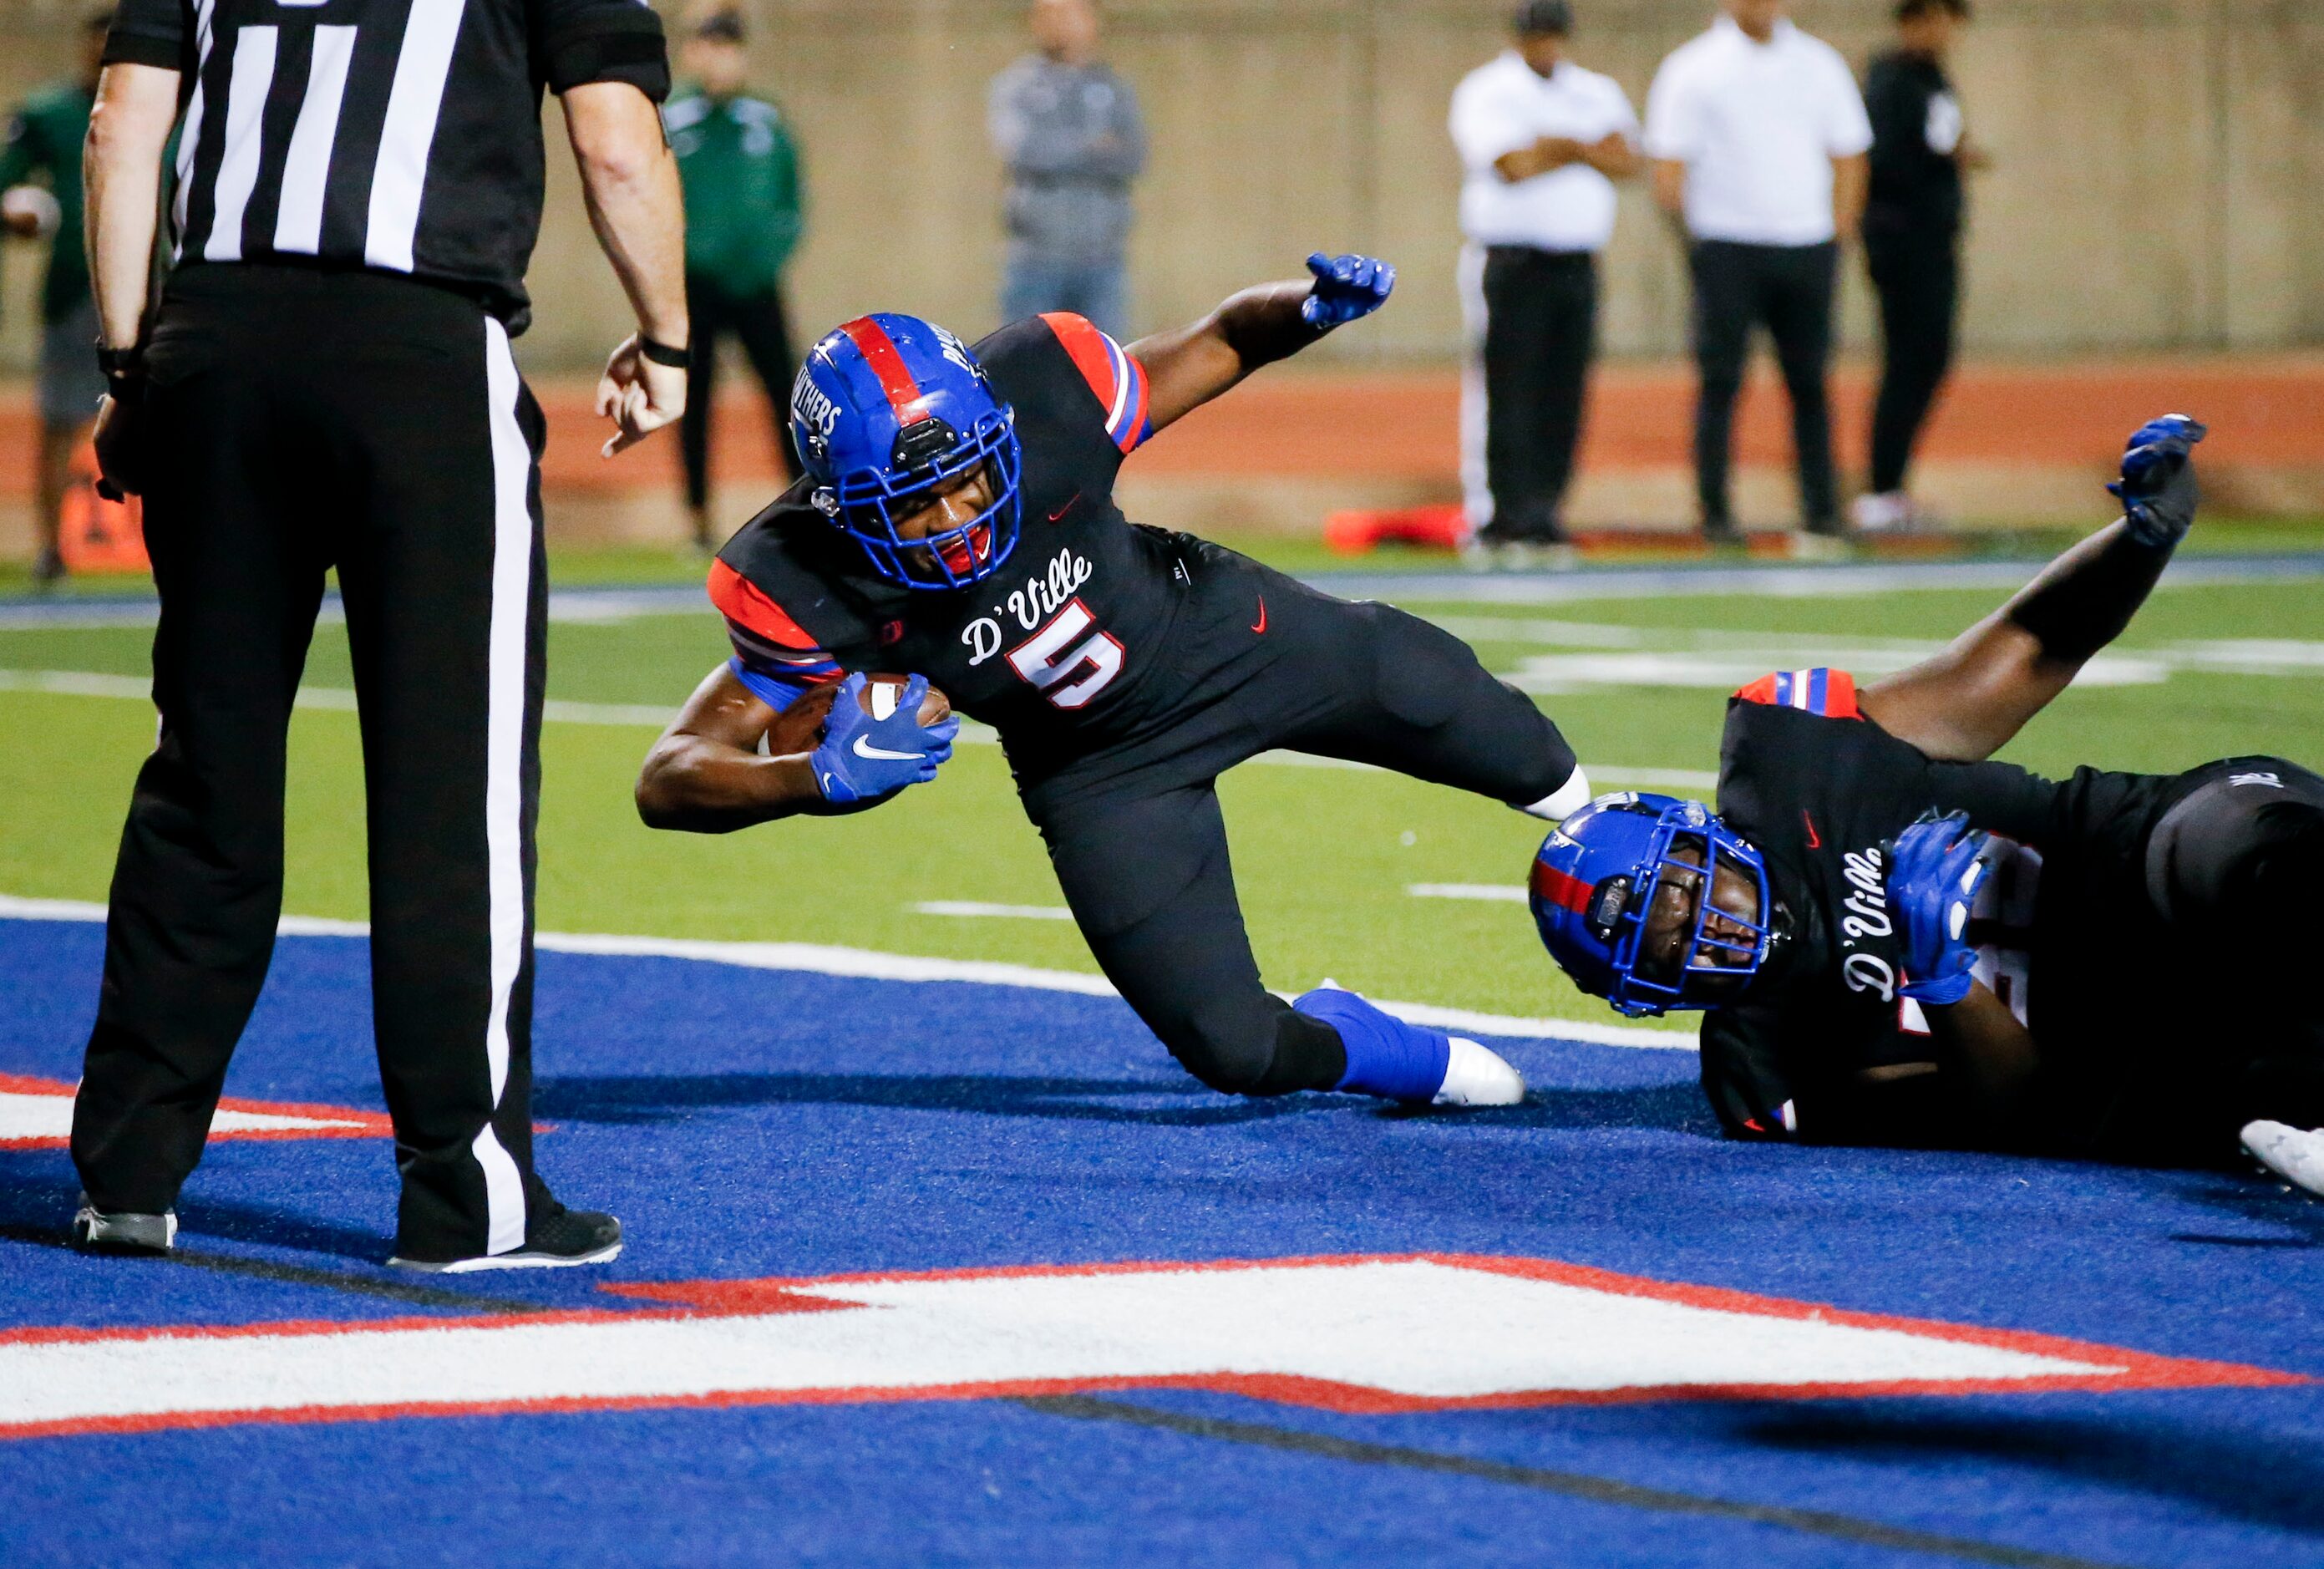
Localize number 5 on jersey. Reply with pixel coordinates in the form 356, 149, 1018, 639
1007, 598, 1124, 709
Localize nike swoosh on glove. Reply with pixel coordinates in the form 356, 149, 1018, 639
1884, 810, 1996, 1007
2107, 413, 2205, 549
1300, 251, 1396, 330
811, 673, 961, 805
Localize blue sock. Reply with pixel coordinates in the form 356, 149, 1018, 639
1294, 988, 1449, 1102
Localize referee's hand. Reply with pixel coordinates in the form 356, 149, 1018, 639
596, 333, 688, 458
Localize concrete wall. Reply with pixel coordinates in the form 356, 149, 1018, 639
0, 0, 2317, 374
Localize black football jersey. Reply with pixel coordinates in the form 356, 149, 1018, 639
713, 312, 1236, 800
1701, 668, 2067, 1144
1699, 669, 2303, 1156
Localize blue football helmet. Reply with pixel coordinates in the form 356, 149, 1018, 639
1531, 793, 1775, 1017
789, 313, 1022, 590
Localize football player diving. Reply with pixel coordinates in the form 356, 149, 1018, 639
1532, 416, 2324, 1198
636, 255, 1595, 1109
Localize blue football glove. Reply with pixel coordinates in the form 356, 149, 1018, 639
1301, 252, 1395, 330
1884, 811, 1995, 1007
810, 673, 960, 806
2106, 413, 2205, 550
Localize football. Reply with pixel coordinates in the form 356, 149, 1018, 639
765, 673, 951, 758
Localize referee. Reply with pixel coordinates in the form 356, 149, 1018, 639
1449, 0, 1640, 563
74, 0, 688, 1270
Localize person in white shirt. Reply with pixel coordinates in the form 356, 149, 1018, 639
1645, 0, 1872, 542
1449, 0, 1641, 561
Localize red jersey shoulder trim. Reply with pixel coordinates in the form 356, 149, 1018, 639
1734, 668, 1860, 720
1039, 312, 1148, 454
708, 559, 823, 652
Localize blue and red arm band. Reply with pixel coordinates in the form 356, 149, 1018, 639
1735, 668, 1861, 720
1041, 312, 1152, 454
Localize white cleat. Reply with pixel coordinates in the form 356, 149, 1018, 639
2240, 1120, 2324, 1199
1433, 1037, 1527, 1108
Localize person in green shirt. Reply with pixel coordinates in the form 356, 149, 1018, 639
665, 7, 806, 551
1, 8, 109, 586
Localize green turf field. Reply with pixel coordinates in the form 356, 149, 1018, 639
3, 534, 2319, 1035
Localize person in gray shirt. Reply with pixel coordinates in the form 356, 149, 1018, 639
987, 0, 1145, 340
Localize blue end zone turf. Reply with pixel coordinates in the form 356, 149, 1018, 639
1, 914, 2318, 1566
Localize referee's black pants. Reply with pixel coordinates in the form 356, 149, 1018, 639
1864, 220, 1960, 496
72, 266, 551, 1262
681, 271, 799, 523
1472, 246, 1598, 541
1689, 239, 1839, 531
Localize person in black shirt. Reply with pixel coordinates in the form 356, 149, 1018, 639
72, 0, 689, 1269
1853, 0, 1987, 533
637, 256, 1597, 1112
1535, 418, 2324, 1198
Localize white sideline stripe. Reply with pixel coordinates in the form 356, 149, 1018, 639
0, 1257, 2116, 1434
1408, 883, 1529, 903
0, 896, 1697, 1052
912, 901, 1077, 922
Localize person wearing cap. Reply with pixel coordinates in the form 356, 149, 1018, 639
987, 0, 1147, 342
665, 5, 808, 551
1449, 0, 1641, 565
0, 8, 111, 587
1646, 0, 1872, 545
1854, 0, 1985, 534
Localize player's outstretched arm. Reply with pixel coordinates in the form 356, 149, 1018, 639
637, 668, 956, 832
1129, 252, 1393, 434
1860, 416, 2205, 761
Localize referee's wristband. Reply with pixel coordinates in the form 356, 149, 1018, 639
640, 338, 690, 368
96, 344, 145, 383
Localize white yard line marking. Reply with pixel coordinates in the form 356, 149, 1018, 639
0, 672, 1716, 789
1408, 884, 1530, 903
0, 895, 1697, 1051
912, 901, 1078, 922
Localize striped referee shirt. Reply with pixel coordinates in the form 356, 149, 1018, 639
104, 0, 669, 332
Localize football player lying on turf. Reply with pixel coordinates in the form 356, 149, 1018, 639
1532, 416, 2324, 1196
636, 255, 1593, 1108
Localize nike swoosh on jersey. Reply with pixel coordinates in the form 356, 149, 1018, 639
853, 735, 926, 763
1802, 810, 1822, 850
1251, 597, 1268, 635
1048, 493, 1081, 522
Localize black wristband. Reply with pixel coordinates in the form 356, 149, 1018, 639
640, 338, 690, 368
97, 344, 145, 382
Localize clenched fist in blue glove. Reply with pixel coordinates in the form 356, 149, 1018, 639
1885, 811, 1997, 1007
2107, 413, 2205, 550
1301, 252, 1396, 331
811, 673, 960, 806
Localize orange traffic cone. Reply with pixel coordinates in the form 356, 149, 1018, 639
57, 437, 149, 576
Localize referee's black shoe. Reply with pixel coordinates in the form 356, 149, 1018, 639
388, 1186, 622, 1274
71, 1194, 177, 1255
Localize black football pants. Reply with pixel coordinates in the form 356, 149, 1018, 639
681, 272, 799, 517
2145, 759, 2324, 1141
1034, 579, 1576, 1098
1474, 246, 1597, 541
1865, 225, 1959, 496
72, 267, 550, 1262
1689, 239, 1839, 531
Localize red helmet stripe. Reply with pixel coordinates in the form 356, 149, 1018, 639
1530, 860, 1594, 915
838, 317, 928, 419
